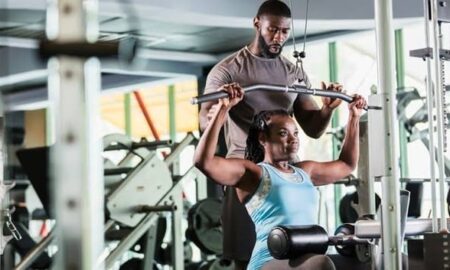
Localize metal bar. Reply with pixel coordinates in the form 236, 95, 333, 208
328, 42, 342, 228
430, 0, 448, 231
168, 85, 176, 142
135, 205, 177, 213
133, 91, 161, 140
104, 167, 133, 176
47, 0, 104, 269
14, 233, 55, 270
424, 0, 439, 233
171, 184, 183, 269
355, 218, 450, 239
191, 84, 380, 110
395, 29, 409, 178
124, 93, 132, 136
374, 0, 402, 269
165, 132, 196, 166
46, 107, 54, 145
103, 139, 172, 151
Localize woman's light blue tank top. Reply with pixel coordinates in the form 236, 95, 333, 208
245, 162, 319, 270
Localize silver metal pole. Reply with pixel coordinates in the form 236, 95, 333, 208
374, 0, 402, 269
423, 0, 438, 233
430, 0, 448, 231
46, 0, 104, 269
14, 233, 55, 270
357, 119, 376, 216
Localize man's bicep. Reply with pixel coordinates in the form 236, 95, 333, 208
204, 65, 232, 94
294, 95, 320, 111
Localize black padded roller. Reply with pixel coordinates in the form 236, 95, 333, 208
268, 225, 329, 259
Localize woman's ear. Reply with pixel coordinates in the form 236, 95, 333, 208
258, 132, 266, 147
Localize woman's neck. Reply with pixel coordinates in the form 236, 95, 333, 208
263, 159, 292, 172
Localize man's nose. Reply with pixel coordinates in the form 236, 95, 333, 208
273, 31, 284, 43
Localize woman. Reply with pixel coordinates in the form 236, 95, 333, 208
194, 84, 366, 270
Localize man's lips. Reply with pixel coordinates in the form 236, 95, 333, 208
270, 44, 281, 51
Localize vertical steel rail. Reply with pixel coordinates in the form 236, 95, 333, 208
430, 0, 448, 231
124, 93, 132, 136
374, 0, 402, 269
168, 85, 176, 142
328, 42, 342, 227
394, 29, 409, 178
423, 0, 439, 233
46, 0, 104, 269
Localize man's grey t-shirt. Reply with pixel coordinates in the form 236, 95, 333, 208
204, 46, 311, 158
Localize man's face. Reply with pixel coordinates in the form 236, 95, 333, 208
256, 14, 291, 58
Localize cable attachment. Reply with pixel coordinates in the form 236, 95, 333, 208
293, 50, 306, 59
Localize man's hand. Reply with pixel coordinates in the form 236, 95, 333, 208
349, 94, 367, 117
321, 81, 343, 110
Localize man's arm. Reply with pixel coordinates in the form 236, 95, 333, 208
298, 95, 366, 185
293, 82, 343, 138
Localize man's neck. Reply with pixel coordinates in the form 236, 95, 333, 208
248, 40, 262, 56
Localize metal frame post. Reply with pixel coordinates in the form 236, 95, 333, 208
430, 0, 449, 231
168, 85, 176, 142
394, 29, 409, 178
374, 0, 402, 269
328, 42, 342, 227
124, 93, 132, 136
46, 0, 104, 269
423, 0, 438, 232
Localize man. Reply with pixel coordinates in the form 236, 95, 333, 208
199, 1, 342, 269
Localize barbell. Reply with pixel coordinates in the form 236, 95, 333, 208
191, 84, 382, 111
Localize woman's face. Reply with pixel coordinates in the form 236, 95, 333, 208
262, 115, 299, 161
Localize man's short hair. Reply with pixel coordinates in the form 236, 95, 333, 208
256, 0, 292, 18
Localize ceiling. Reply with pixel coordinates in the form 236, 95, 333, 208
0, 0, 424, 111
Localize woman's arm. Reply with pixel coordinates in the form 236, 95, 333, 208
298, 95, 366, 185
194, 84, 261, 188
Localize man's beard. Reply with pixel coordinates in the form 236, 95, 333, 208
258, 34, 283, 58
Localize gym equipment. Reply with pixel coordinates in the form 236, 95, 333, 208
267, 224, 370, 260
103, 133, 204, 270
410, 0, 450, 233
191, 84, 381, 111
339, 192, 381, 223
197, 258, 235, 270
8, 132, 203, 269
186, 198, 222, 255
424, 232, 450, 269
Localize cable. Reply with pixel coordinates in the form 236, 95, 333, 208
288, 0, 298, 55
301, 0, 310, 57
287, 0, 310, 84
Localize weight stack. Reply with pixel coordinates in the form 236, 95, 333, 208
424, 232, 450, 269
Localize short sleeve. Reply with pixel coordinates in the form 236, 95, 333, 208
204, 64, 233, 94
